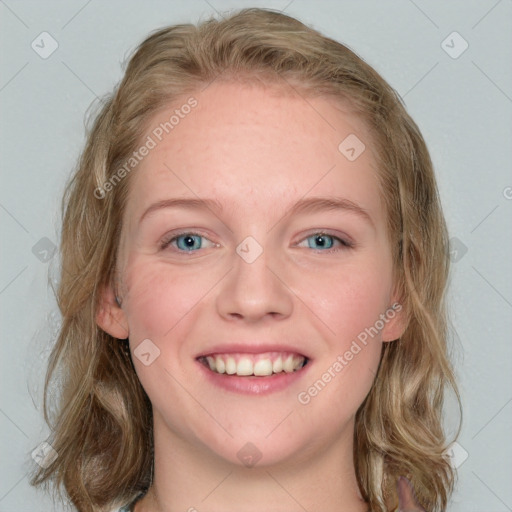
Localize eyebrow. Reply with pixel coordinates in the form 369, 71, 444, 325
138, 196, 375, 229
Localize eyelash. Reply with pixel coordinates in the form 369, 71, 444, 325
159, 230, 354, 254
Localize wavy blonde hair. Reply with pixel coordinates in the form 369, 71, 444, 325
30, 7, 462, 511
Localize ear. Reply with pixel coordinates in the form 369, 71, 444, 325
96, 283, 129, 339
381, 300, 408, 343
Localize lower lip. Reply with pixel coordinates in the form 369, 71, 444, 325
196, 359, 311, 395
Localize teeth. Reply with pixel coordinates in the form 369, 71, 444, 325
237, 357, 253, 376
215, 356, 226, 374
225, 356, 237, 375
272, 356, 283, 373
254, 359, 273, 376
283, 354, 295, 373
201, 353, 306, 376
206, 356, 216, 371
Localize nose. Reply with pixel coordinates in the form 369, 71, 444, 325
216, 240, 294, 323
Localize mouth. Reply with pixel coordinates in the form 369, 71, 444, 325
196, 351, 309, 377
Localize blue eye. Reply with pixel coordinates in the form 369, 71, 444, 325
160, 231, 352, 254
161, 232, 215, 252
175, 234, 202, 251
297, 233, 352, 252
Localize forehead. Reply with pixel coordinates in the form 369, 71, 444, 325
124, 81, 382, 224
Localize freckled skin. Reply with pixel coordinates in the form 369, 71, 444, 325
99, 82, 406, 512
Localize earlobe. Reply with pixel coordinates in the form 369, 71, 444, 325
381, 301, 408, 343
95, 284, 129, 339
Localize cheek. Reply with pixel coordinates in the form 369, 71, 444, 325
121, 259, 210, 339
121, 260, 206, 427
305, 261, 392, 411
307, 258, 393, 345
298, 281, 386, 426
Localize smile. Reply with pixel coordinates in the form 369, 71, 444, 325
197, 351, 308, 377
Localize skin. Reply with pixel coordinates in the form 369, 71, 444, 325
96, 80, 416, 511
397, 477, 427, 511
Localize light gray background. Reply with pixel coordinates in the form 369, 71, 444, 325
1, 1, 511, 510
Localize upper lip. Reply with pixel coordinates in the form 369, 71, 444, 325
195, 343, 311, 360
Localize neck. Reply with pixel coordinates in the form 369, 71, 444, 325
136, 412, 369, 512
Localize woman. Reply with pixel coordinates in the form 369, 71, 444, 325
30, 8, 461, 512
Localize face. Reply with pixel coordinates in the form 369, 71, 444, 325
98, 81, 404, 468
